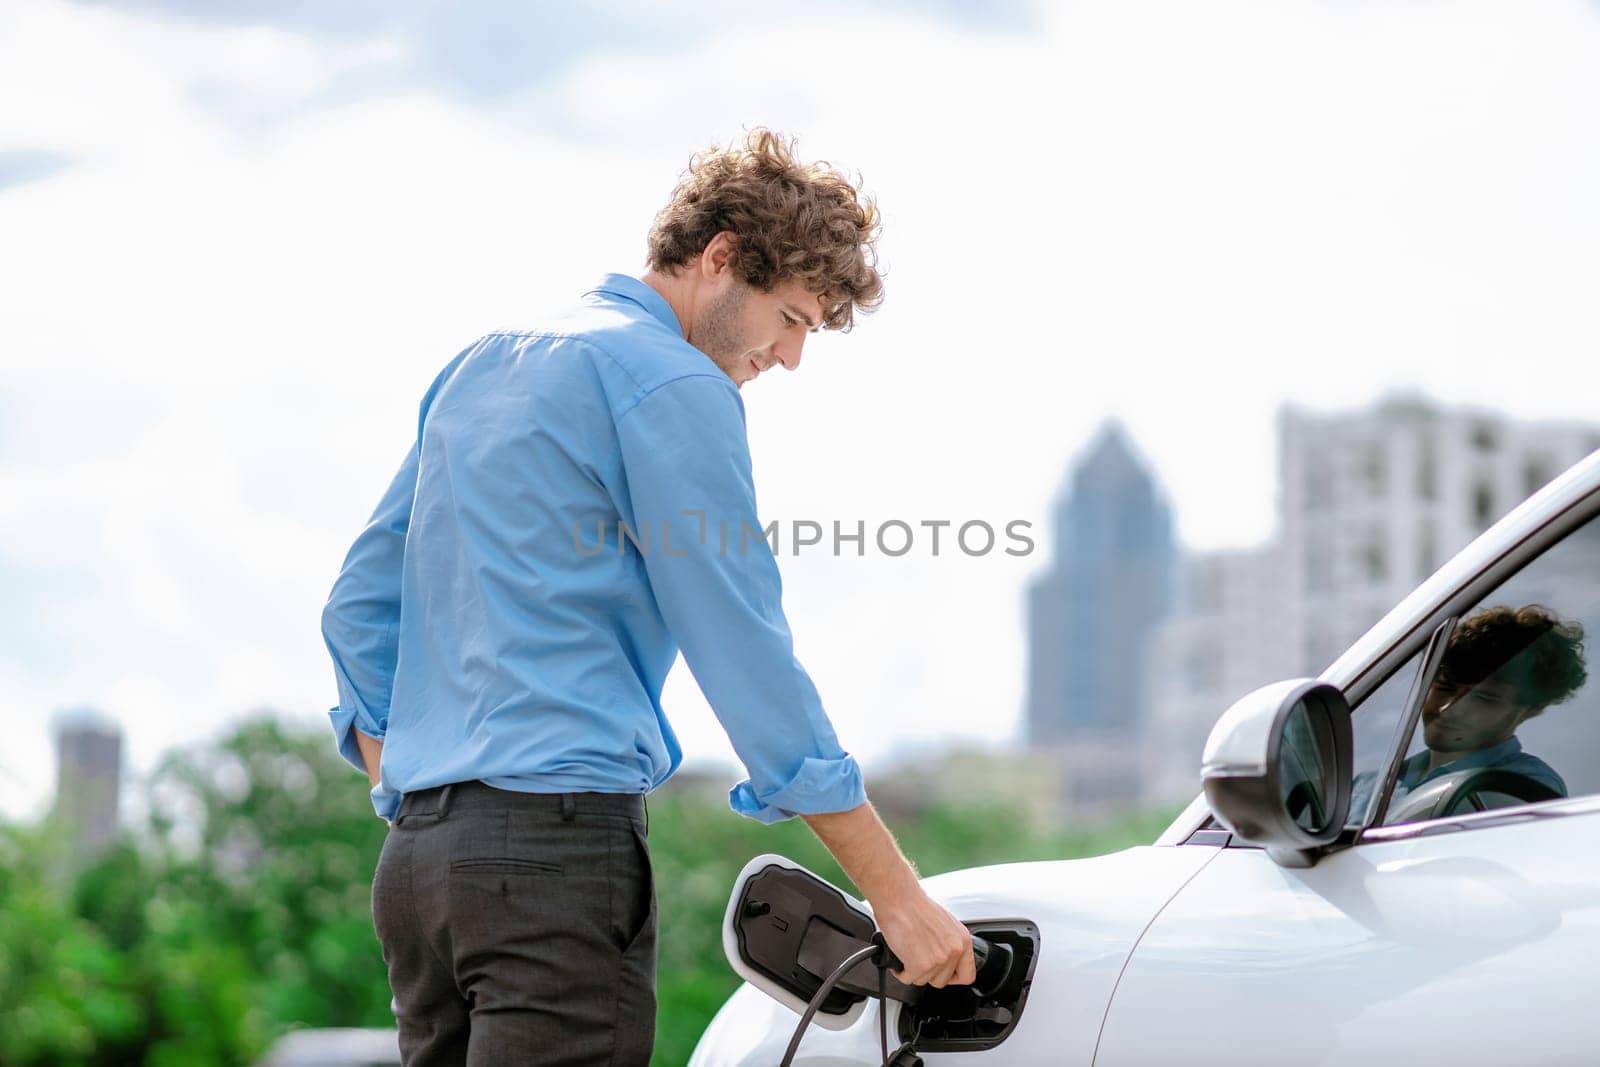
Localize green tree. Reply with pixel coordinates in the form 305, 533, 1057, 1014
0, 825, 142, 1066
0, 714, 399, 1065
142, 716, 395, 1059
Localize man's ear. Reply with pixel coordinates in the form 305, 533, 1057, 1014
699, 231, 740, 280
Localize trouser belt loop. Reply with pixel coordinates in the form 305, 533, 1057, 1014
436, 783, 455, 819
560, 793, 577, 822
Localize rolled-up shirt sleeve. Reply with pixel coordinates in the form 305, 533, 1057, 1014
616, 375, 866, 824
321, 445, 418, 779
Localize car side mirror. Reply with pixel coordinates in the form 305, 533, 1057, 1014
1202, 679, 1353, 867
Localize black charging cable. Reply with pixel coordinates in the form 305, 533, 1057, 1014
871, 941, 930, 1066
878, 953, 889, 1063
778, 941, 882, 1067
777, 938, 934, 1067
777, 931, 1011, 1066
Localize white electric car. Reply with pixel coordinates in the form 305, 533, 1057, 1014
691, 450, 1600, 1065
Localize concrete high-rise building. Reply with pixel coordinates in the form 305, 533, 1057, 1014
51, 708, 123, 857
1026, 422, 1176, 814
1140, 394, 1600, 807
1279, 394, 1600, 677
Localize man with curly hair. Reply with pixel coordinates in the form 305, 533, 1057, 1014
1411, 604, 1586, 788
321, 129, 973, 1062
1352, 604, 1587, 824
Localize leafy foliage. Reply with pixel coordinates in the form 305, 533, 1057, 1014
0, 715, 1176, 1065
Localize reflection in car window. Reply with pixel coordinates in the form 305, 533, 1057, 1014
1379, 605, 1585, 824
1356, 511, 1600, 829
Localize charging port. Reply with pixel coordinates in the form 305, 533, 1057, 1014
897, 920, 1039, 1051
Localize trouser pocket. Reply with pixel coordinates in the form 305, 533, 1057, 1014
611, 819, 656, 956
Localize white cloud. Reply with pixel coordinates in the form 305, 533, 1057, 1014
4, 0, 1600, 818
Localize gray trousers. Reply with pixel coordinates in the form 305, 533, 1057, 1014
373, 781, 657, 1065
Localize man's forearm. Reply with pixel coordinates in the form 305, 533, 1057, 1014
800, 802, 921, 904
801, 800, 976, 987
355, 731, 384, 787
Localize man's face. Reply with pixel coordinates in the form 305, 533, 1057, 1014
1421, 675, 1534, 755
689, 275, 825, 389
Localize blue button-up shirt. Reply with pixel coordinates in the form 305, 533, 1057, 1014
321, 274, 866, 823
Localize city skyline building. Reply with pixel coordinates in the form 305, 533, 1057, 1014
1025, 420, 1176, 815
1141, 544, 1293, 804
1278, 394, 1600, 678
51, 707, 123, 858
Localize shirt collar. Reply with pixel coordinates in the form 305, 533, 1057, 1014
585, 273, 684, 337
1405, 735, 1526, 787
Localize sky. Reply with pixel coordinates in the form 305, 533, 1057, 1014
3, 0, 1600, 820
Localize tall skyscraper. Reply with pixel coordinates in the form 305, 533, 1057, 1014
51, 708, 123, 857
1027, 422, 1175, 812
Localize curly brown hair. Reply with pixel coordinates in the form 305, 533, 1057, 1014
1440, 604, 1588, 712
646, 128, 884, 331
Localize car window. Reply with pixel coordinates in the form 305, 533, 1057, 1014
1362, 510, 1600, 828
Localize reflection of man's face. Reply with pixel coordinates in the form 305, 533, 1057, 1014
1421, 676, 1534, 754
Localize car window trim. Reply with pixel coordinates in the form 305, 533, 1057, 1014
1360, 616, 1458, 832
1358, 792, 1600, 844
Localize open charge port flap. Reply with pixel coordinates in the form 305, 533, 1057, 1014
899, 920, 1040, 1051
733, 864, 879, 1018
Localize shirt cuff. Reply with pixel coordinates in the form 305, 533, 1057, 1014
371, 781, 401, 823
328, 706, 401, 821
328, 704, 386, 775
728, 755, 868, 824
